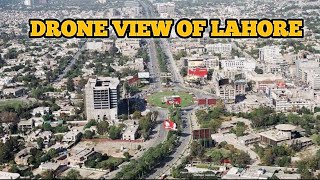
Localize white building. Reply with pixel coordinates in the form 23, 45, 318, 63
85, 77, 120, 121
268, 88, 314, 112
0, 171, 20, 179
62, 130, 81, 143
216, 79, 236, 103
205, 43, 232, 55
122, 125, 139, 140
220, 56, 256, 71
154, 2, 175, 14
85, 40, 113, 52
259, 46, 283, 64
31, 107, 50, 116
295, 59, 319, 81
97, 0, 107, 3
24, 0, 32, 6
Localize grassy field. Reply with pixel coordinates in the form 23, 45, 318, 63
147, 91, 194, 108
0, 99, 31, 111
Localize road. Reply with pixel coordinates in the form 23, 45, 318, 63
139, 0, 211, 178
146, 108, 193, 179
54, 40, 87, 82
111, 1, 218, 178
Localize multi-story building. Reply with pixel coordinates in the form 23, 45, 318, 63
259, 46, 283, 64
124, 0, 140, 7
310, 70, 320, 90
85, 77, 120, 122
205, 43, 232, 55
203, 56, 219, 70
216, 79, 236, 103
154, 2, 175, 14
220, 57, 256, 71
184, 56, 219, 70
267, 87, 314, 112
295, 59, 319, 81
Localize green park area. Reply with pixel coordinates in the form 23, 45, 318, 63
0, 99, 32, 111
147, 91, 194, 108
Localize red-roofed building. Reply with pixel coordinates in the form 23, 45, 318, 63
188, 68, 208, 78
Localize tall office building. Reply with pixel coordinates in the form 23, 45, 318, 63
85, 77, 120, 122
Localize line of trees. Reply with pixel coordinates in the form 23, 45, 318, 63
115, 132, 178, 179
155, 40, 169, 72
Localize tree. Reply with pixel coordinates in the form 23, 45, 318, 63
231, 151, 251, 167
190, 141, 205, 158
180, 67, 188, 77
65, 169, 82, 179
84, 119, 97, 129
208, 149, 223, 163
108, 126, 121, 140
254, 67, 263, 74
55, 134, 63, 142
311, 134, 320, 145
139, 117, 153, 139
66, 77, 75, 92
124, 152, 131, 161
47, 148, 57, 159
132, 111, 142, 119
234, 123, 246, 137
36, 137, 44, 149
83, 130, 95, 139
0, 112, 18, 123
0, 142, 10, 163
42, 170, 55, 179
97, 121, 109, 135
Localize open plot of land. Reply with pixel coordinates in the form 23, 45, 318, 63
61, 167, 107, 179
0, 99, 34, 111
147, 91, 194, 108
75, 141, 142, 158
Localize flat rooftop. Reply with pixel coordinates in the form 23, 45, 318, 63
259, 130, 290, 142
275, 124, 296, 131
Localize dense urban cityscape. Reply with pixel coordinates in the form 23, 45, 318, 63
0, 0, 319, 179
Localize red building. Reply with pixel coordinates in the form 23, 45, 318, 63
198, 98, 217, 106
164, 95, 181, 105
188, 68, 208, 78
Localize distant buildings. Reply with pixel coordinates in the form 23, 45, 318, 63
154, 2, 175, 17
85, 77, 120, 121
259, 46, 285, 74
205, 43, 232, 55
222, 166, 301, 179
85, 40, 113, 52
31, 107, 50, 116
259, 46, 283, 64
97, 0, 107, 4
267, 87, 314, 112
2, 87, 25, 97
220, 56, 256, 71
24, 0, 32, 6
